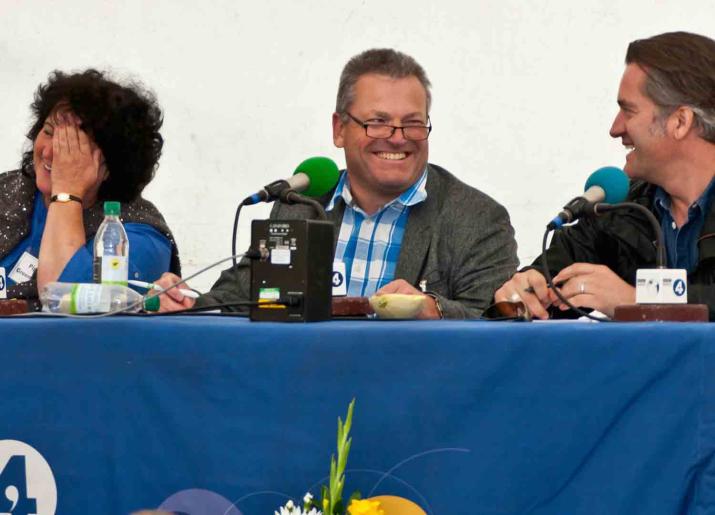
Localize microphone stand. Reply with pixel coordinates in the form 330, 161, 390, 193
600, 202, 708, 321
280, 189, 328, 220
594, 202, 666, 268
232, 184, 328, 268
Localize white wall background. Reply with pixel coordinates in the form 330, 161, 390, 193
1, 0, 713, 291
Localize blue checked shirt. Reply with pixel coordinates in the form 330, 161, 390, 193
326, 169, 428, 297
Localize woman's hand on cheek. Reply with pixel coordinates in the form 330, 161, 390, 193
50, 113, 104, 201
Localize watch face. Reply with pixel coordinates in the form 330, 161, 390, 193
52, 193, 80, 203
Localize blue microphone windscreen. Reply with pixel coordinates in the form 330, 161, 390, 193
293, 157, 340, 197
584, 166, 629, 204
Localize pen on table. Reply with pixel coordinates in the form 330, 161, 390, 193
128, 280, 200, 299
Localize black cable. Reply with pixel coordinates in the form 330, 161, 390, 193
282, 191, 328, 220
596, 202, 666, 267
232, 199, 249, 268
0, 303, 251, 318
112, 297, 300, 317
541, 228, 613, 322
542, 201, 666, 321
137, 301, 259, 316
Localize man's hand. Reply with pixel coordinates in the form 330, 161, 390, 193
375, 279, 441, 319
153, 272, 197, 313
550, 263, 635, 317
494, 269, 552, 319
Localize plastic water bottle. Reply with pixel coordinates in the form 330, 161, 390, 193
93, 201, 129, 285
40, 282, 159, 314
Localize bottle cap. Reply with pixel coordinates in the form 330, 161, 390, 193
143, 295, 160, 312
104, 201, 121, 216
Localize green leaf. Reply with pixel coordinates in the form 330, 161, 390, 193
345, 399, 355, 430
325, 399, 356, 515
338, 438, 351, 472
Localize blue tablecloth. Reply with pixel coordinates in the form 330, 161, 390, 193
2, 316, 715, 514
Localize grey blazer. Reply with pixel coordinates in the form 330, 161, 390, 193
199, 163, 518, 318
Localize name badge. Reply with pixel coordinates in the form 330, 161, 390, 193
636, 268, 688, 304
0, 267, 6, 299
332, 261, 347, 297
9, 251, 39, 284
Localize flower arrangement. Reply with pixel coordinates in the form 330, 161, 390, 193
274, 400, 387, 515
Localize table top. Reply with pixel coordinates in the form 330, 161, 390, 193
2, 315, 714, 514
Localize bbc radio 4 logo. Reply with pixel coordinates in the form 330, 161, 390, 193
0, 440, 56, 515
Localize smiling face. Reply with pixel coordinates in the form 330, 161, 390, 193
332, 73, 429, 212
33, 130, 52, 197
609, 64, 677, 182
32, 105, 71, 198
32, 104, 107, 203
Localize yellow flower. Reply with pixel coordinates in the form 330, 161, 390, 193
348, 499, 385, 515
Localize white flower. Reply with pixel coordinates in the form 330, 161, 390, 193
274, 499, 322, 515
303, 492, 314, 504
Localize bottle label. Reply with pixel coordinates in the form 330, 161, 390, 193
70, 284, 111, 314
99, 256, 128, 285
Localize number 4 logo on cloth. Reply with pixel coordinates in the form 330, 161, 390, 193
0, 440, 56, 515
332, 261, 347, 297
0, 268, 6, 299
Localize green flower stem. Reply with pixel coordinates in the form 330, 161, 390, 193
326, 398, 355, 514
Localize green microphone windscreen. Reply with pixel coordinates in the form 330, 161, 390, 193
293, 157, 340, 198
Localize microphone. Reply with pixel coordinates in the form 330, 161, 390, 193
244, 156, 340, 205
232, 157, 340, 267
547, 166, 629, 230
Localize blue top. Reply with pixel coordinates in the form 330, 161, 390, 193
654, 176, 715, 273
326, 169, 428, 297
0, 192, 172, 286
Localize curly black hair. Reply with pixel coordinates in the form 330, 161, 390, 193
21, 69, 164, 202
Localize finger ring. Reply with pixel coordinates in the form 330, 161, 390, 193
509, 292, 521, 303
580, 282, 586, 294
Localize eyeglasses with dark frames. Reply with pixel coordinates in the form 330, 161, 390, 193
344, 112, 432, 141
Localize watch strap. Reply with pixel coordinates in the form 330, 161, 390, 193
424, 291, 445, 319
50, 193, 83, 204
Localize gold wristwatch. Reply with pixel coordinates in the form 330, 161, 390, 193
50, 193, 82, 204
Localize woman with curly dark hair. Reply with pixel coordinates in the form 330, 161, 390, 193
0, 69, 180, 303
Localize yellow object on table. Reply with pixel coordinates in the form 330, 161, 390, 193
368, 294, 426, 319
364, 496, 426, 515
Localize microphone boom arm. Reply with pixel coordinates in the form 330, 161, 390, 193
594, 202, 666, 268
281, 190, 328, 220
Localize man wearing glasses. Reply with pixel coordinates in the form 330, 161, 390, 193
158, 48, 517, 318
321, 48, 517, 318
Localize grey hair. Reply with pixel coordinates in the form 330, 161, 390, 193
335, 48, 432, 117
642, 68, 715, 141
627, 32, 715, 143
